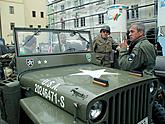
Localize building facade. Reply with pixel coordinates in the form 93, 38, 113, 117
47, 0, 157, 41
0, 0, 48, 44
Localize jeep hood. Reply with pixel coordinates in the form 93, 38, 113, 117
19, 64, 156, 121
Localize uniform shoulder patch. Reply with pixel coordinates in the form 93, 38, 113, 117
128, 53, 136, 61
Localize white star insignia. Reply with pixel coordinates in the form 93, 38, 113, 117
44, 60, 48, 64
70, 69, 119, 78
38, 60, 42, 64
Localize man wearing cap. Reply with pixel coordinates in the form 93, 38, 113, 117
93, 25, 117, 67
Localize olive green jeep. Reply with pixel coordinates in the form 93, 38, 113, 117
0, 28, 160, 124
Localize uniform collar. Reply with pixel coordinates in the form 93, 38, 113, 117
130, 36, 146, 46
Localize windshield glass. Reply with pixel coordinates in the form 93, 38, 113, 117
14, 28, 91, 56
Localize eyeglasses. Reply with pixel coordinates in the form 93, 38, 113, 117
102, 30, 110, 34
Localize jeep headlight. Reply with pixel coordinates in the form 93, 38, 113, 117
89, 101, 106, 121
150, 81, 158, 95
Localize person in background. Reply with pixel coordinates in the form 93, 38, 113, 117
20, 35, 37, 55
93, 25, 118, 67
59, 33, 66, 52
146, 28, 163, 56
0, 38, 8, 55
118, 22, 156, 75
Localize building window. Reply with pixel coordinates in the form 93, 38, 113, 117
41, 12, 44, 18
61, 5, 65, 11
74, 0, 78, 7
61, 21, 65, 29
32, 11, 36, 17
127, 9, 129, 19
131, 5, 138, 19
98, 14, 104, 24
74, 18, 79, 28
80, 17, 85, 27
135, 4, 139, 18
9, 6, 14, 14
131, 5, 135, 18
38, 25, 41, 28
10, 23, 15, 30
29, 25, 33, 28
79, 0, 84, 5
74, 19, 76, 27
74, 0, 84, 7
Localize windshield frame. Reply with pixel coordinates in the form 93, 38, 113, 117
13, 27, 93, 57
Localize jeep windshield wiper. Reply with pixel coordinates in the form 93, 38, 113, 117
70, 31, 90, 49
71, 31, 89, 43
22, 29, 40, 46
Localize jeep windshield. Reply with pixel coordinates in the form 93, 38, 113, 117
14, 28, 92, 56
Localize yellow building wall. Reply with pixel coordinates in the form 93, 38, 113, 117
0, 0, 25, 44
24, 0, 48, 28
0, 0, 48, 44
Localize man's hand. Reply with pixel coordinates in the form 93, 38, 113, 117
120, 40, 128, 48
117, 40, 128, 50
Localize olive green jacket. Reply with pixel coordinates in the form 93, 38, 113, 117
93, 34, 113, 53
93, 35, 114, 66
118, 37, 156, 74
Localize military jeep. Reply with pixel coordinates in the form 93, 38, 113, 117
0, 28, 160, 124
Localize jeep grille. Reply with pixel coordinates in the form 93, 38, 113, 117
108, 82, 151, 124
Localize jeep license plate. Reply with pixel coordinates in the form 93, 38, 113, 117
137, 117, 148, 124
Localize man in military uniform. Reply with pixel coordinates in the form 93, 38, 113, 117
93, 26, 117, 67
118, 22, 156, 74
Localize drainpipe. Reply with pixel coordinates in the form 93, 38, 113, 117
0, 8, 2, 38
154, 0, 158, 16
154, 0, 158, 43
